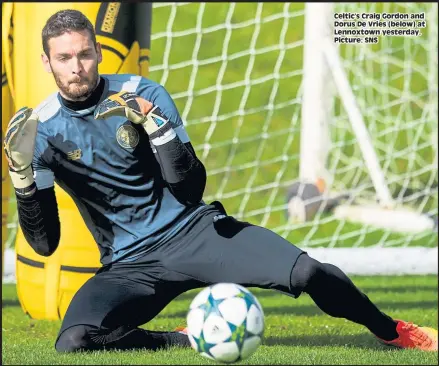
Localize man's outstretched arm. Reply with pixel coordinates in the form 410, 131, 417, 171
94, 88, 207, 206
4, 107, 60, 256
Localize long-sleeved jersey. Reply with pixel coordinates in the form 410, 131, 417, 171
20, 74, 208, 265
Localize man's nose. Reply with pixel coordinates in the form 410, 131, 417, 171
71, 57, 83, 74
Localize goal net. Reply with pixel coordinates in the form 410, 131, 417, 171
4, 2, 438, 276
147, 2, 437, 273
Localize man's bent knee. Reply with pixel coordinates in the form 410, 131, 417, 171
290, 253, 325, 294
55, 325, 99, 353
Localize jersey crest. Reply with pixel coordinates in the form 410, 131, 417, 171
116, 124, 140, 149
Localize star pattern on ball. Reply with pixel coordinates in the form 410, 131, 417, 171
187, 284, 264, 363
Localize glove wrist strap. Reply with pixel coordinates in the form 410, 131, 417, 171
9, 166, 35, 191
147, 122, 175, 144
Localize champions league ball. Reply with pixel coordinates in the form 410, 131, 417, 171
186, 283, 265, 363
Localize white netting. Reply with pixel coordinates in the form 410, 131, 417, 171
5, 2, 438, 251
149, 2, 438, 248
327, 3, 437, 208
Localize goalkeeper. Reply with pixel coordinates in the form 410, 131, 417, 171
5, 9, 437, 353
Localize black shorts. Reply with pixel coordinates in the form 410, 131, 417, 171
57, 202, 305, 341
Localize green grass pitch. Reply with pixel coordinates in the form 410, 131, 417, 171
2, 276, 438, 365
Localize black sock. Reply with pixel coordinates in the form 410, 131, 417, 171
96, 326, 191, 350
56, 324, 190, 352
291, 255, 399, 341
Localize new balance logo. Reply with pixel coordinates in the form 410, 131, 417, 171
67, 149, 82, 161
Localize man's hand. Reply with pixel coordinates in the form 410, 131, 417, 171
4, 107, 39, 192
94, 91, 170, 137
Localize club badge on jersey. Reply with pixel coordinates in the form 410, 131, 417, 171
116, 124, 140, 149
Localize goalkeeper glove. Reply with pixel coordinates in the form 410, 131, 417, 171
94, 91, 171, 138
4, 107, 39, 195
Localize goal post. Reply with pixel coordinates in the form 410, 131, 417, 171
299, 3, 333, 190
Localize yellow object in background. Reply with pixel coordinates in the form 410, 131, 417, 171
2, 2, 152, 320
2, 2, 15, 279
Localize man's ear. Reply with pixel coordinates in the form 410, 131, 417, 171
96, 42, 103, 64
41, 53, 52, 73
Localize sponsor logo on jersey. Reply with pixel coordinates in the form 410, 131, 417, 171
67, 149, 82, 161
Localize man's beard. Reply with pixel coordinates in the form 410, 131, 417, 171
52, 65, 99, 101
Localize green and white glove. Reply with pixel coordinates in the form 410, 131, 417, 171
94, 91, 171, 138
4, 107, 39, 195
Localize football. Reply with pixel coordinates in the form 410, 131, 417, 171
186, 283, 265, 363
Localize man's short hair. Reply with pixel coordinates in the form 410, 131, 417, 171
42, 9, 97, 57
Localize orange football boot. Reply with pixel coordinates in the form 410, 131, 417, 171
378, 320, 437, 351
174, 326, 188, 335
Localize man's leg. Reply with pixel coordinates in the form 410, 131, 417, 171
55, 262, 191, 352
160, 211, 436, 350
289, 253, 398, 340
